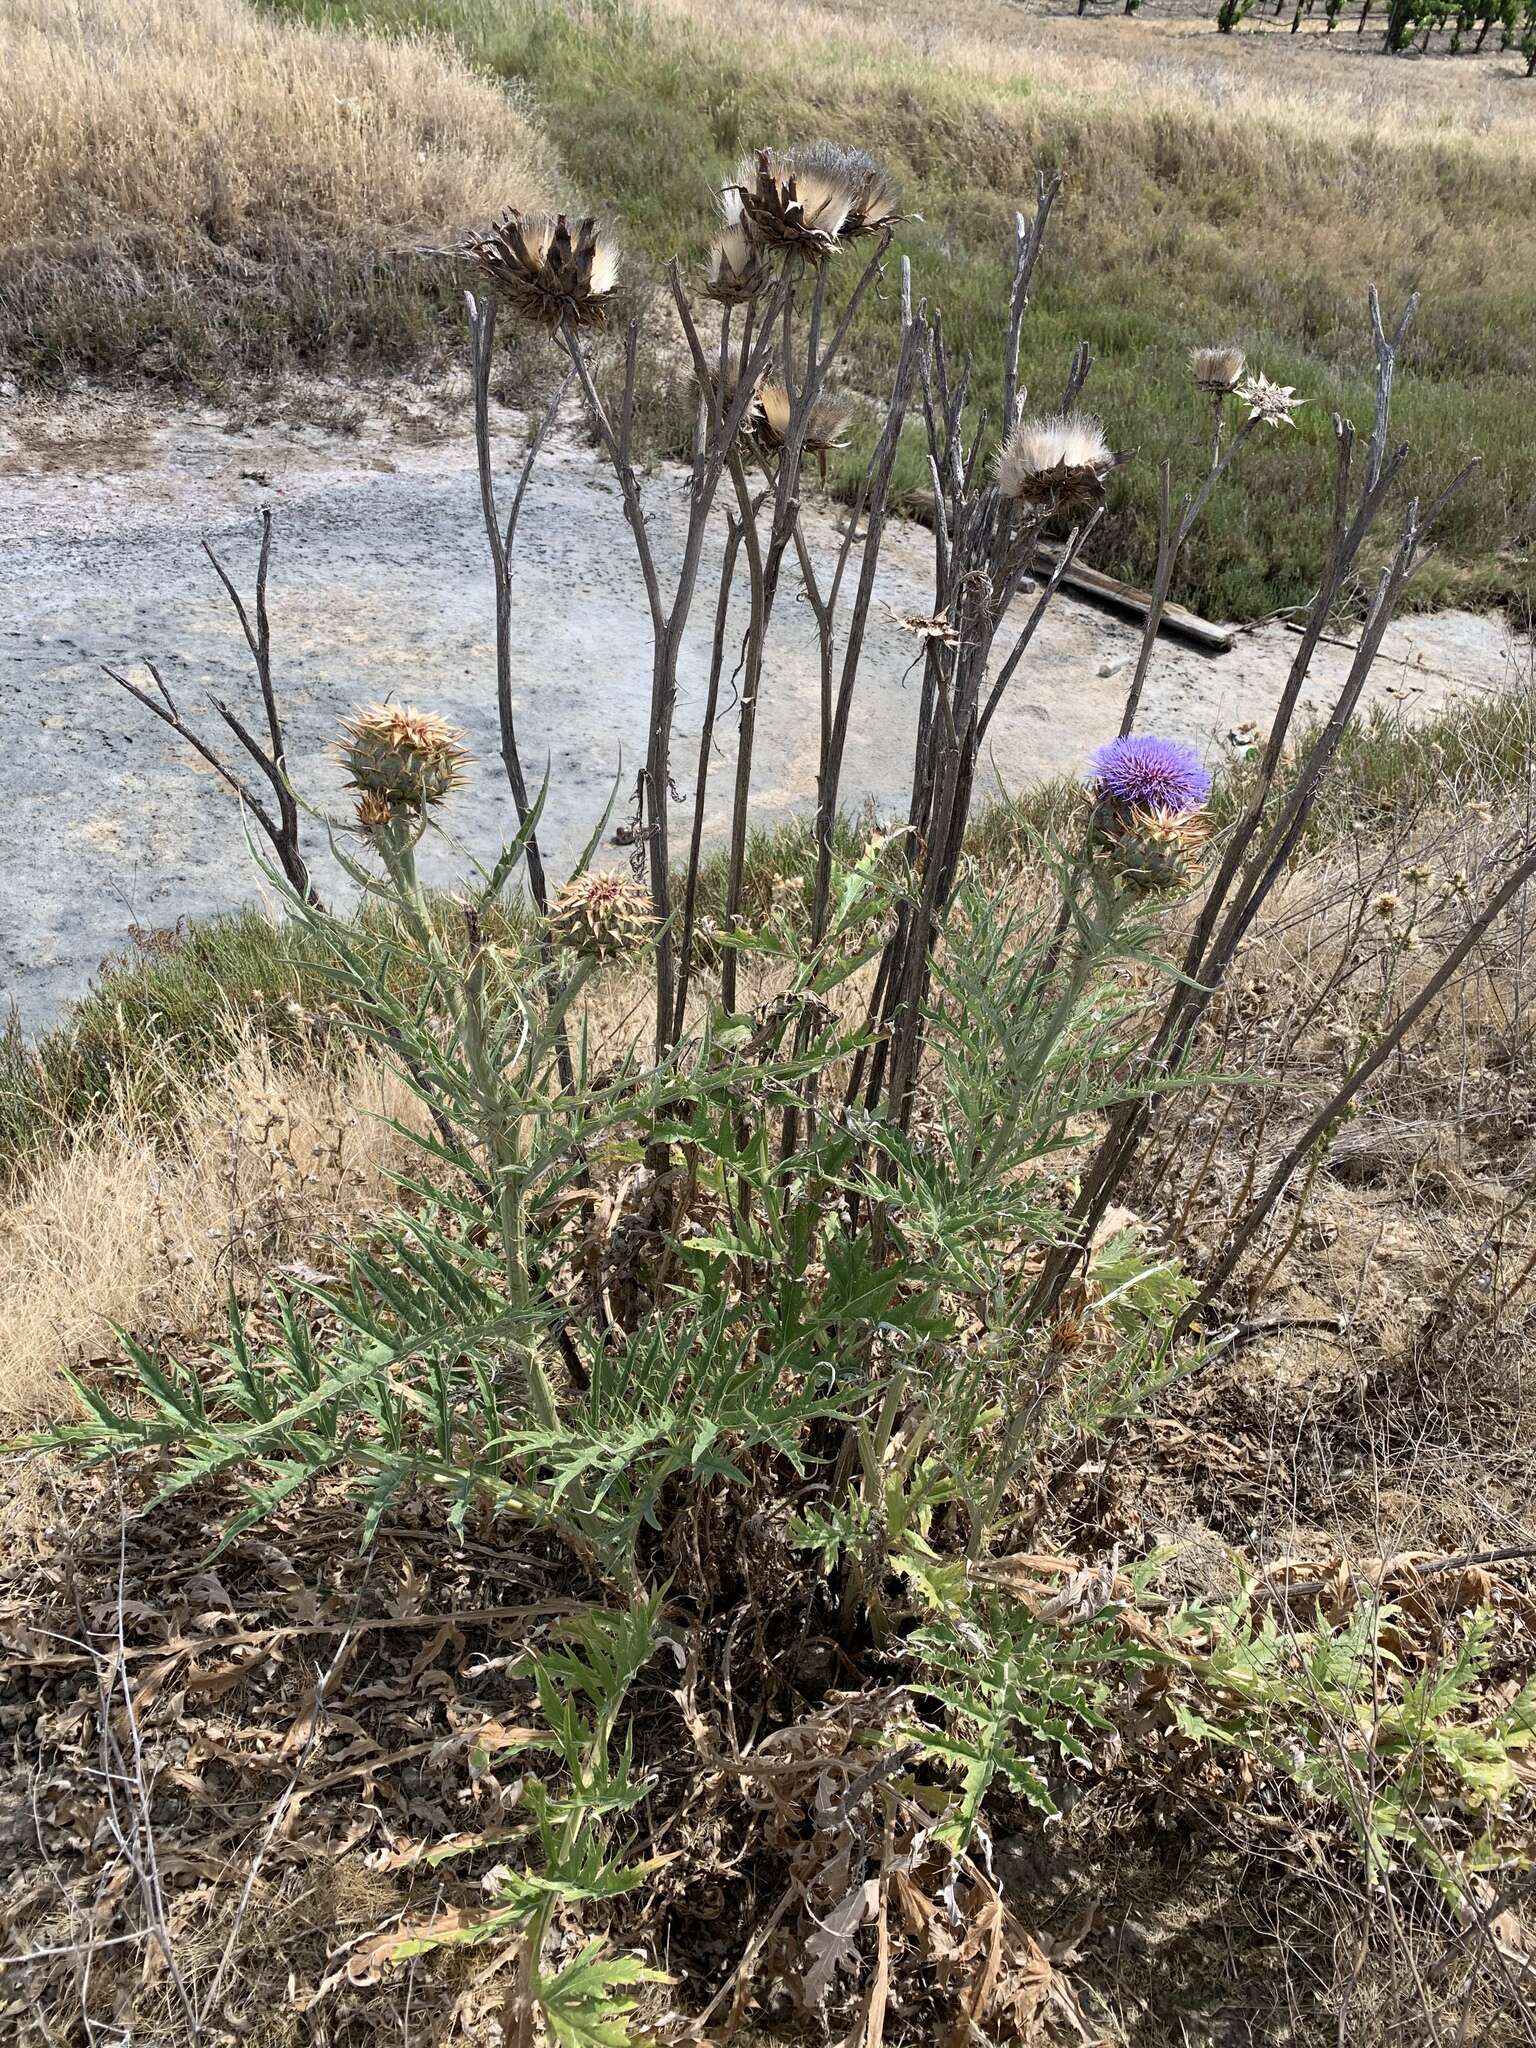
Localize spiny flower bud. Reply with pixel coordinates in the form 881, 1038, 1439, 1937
996, 411, 1123, 513
338, 705, 469, 815
354, 789, 396, 833
464, 210, 619, 327
1188, 345, 1246, 395
1097, 806, 1211, 894
547, 872, 657, 963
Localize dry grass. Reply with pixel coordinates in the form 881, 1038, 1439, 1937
674, 0, 1536, 150
0, 0, 561, 386
1, 0, 556, 247
0, 1035, 422, 1424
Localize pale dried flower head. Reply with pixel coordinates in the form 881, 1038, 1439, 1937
756, 382, 851, 456
464, 209, 619, 326
793, 142, 903, 238
1403, 862, 1434, 887
1372, 891, 1401, 921
1237, 370, 1303, 428
705, 221, 768, 304
894, 608, 962, 648
1189, 345, 1246, 395
731, 147, 852, 252
997, 411, 1119, 509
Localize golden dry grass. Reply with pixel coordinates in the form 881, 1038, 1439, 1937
668, 0, 1536, 154
0, 0, 557, 247
0, 1036, 423, 1424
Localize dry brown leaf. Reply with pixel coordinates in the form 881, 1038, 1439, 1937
803, 1875, 879, 2010
406, 1618, 465, 1680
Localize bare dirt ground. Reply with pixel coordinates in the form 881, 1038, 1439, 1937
1, 381, 1523, 1029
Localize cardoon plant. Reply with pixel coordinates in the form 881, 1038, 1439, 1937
58, 139, 1536, 2041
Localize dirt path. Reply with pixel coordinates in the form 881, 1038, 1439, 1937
1, 387, 1525, 1029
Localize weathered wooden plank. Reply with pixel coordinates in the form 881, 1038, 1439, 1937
1034, 547, 1236, 653
901, 489, 1234, 652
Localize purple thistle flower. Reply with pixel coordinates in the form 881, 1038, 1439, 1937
1090, 735, 1211, 815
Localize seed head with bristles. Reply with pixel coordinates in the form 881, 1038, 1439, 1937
547, 872, 657, 963
705, 222, 769, 305
464, 210, 619, 327
1188, 344, 1246, 395
338, 705, 470, 815
996, 412, 1121, 511
755, 383, 851, 456
794, 142, 903, 238
730, 147, 852, 253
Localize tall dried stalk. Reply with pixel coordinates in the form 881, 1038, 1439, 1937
550, 273, 786, 1056
104, 509, 313, 904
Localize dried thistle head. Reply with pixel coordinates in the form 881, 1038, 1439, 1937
1236, 370, 1303, 429
793, 142, 903, 238
547, 872, 657, 963
465, 210, 619, 327
338, 705, 469, 815
996, 411, 1121, 511
705, 221, 769, 305
730, 147, 852, 253
755, 382, 851, 456
1189, 344, 1246, 395
894, 608, 962, 648
354, 789, 395, 833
